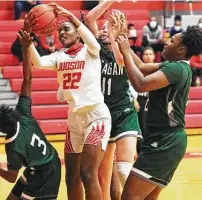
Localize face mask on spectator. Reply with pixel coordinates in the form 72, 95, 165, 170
149, 21, 157, 29
198, 23, 202, 29
174, 26, 181, 31
128, 29, 137, 38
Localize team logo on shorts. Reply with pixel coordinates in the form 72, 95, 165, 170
85, 122, 105, 146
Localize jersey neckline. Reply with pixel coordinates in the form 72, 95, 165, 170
4, 122, 20, 144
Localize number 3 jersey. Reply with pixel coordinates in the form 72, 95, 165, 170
5, 96, 57, 171
41, 44, 104, 112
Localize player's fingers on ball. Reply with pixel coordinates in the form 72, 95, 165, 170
24, 31, 30, 39
18, 29, 24, 38
17, 32, 22, 41
28, 12, 37, 22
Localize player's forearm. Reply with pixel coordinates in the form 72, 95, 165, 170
130, 49, 144, 68
85, 0, 115, 37
0, 168, 17, 183
86, 0, 116, 22
21, 46, 32, 97
121, 51, 145, 92
130, 50, 160, 75
29, 44, 56, 70
22, 46, 32, 81
67, 13, 81, 29
29, 43, 42, 68
110, 34, 124, 66
77, 24, 100, 56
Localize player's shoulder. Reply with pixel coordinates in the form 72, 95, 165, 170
54, 48, 67, 55
45, 49, 67, 58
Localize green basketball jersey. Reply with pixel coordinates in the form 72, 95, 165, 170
5, 96, 57, 171
145, 61, 192, 134
99, 40, 133, 111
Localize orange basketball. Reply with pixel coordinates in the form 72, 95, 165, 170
28, 4, 58, 36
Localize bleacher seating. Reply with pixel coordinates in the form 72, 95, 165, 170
0, 0, 202, 135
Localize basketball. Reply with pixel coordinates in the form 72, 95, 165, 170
28, 4, 58, 36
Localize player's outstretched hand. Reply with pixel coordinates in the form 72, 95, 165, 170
48, 3, 73, 19
108, 10, 127, 38
116, 35, 131, 55
23, 13, 37, 33
17, 30, 32, 48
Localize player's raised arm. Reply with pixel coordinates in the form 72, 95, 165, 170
130, 49, 161, 76
110, 15, 160, 75
116, 35, 169, 92
22, 15, 57, 70
108, 9, 128, 66
17, 30, 32, 97
50, 3, 100, 56
85, 0, 116, 37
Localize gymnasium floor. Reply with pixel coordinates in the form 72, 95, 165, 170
0, 135, 202, 200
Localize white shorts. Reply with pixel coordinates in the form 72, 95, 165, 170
64, 103, 111, 153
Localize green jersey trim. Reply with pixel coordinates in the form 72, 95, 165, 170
4, 122, 20, 144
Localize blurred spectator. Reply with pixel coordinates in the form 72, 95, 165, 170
128, 23, 137, 41
14, 0, 41, 20
169, 15, 184, 37
198, 17, 202, 30
142, 16, 164, 53
11, 32, 44, 62
189, 17, 202, 86
128, 23, 141, 54
190, 54, 202, 86
40, 32, 59, 55
137, 47, 155, 137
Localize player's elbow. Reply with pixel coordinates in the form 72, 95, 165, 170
85, 14, 95, 24
89, 43, 100, 56
131, 81, 147, 93
135, 87, 147, 93
94, 41, 100, 52
32, 63, 43, 69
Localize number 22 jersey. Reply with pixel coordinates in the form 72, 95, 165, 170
41, 44, 104, 112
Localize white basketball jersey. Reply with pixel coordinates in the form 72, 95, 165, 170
42, 45, 104, 112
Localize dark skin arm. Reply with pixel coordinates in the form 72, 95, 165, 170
0, 168, 19, 183
17, 30, 33, 97
116, 35, 169, 92
130, 50, 161, 76
0, 30, 32, 183
108, 11, 161, 74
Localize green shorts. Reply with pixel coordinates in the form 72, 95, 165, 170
132, 130, 187, 187
109, 105, 142, 143
11, 157, 61, 199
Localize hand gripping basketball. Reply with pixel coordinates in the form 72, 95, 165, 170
27, 4, 59, 36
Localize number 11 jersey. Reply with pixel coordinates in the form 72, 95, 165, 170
5, 96, 57, 171
99, 40, 133, 112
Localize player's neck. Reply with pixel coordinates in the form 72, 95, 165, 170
105, 43, 112, 51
